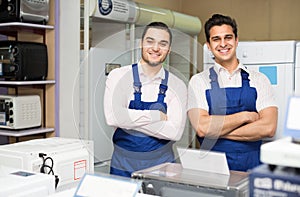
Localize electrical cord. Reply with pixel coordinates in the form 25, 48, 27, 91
39, 153, 54, 175
39, 153, 60, 189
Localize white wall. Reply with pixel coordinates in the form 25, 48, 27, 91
58, 0, 81, 139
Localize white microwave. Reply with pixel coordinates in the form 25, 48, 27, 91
0, 95, 41, 129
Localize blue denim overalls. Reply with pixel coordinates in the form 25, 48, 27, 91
110, 64, 175, 177
197, 67, 262, 171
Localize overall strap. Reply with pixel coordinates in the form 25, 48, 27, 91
157, 69, 169, 102
132, 64, 142, 101
209, 67, 220, 89
241, 69, 250, 87
207, 66, 226, 115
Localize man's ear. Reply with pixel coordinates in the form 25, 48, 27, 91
168, 47, 171, 54
206, 42, 211, 51
139, 39, 142, 48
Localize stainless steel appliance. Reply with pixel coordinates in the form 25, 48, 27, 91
132, 162, 249, 197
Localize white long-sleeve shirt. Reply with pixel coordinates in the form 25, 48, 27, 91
104, 63, 187, 141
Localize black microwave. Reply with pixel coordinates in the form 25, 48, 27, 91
0, 40, 48, 81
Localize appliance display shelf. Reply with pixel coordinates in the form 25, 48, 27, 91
0, 80, 55, 86
0, 22, 54, 30
0, 127, 54, 137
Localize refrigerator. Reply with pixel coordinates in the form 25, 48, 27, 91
203, 40, 299, 139
88, 47, 132, 163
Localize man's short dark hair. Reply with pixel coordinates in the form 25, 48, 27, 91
204, 14, 238, 43
142, 22, 172, 45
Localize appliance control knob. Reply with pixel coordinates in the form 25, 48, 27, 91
9, 110, 13, 115
9, 65, 15, 72
7, 4, 14, 12
12, 47, 18, 56
9, 102, 13, 108
9, 118, 13, 124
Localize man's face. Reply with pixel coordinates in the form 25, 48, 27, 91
207, 24, 238, 65
141, 28, 171, 67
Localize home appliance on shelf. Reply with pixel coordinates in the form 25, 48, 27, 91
0, 95, 41, 130
0, 40, 48, 81
0, 0, 49, 24
204, 40, 300, 139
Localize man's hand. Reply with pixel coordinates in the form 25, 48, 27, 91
160, 111, 168, 121
243, 111, 259, 123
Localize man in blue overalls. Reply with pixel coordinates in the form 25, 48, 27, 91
187, 14, 278, 171
104, 22, 187, 177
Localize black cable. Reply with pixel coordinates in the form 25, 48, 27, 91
55, 175, 59, 189
39, 153, 60, 189
39, 153, 55, 175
